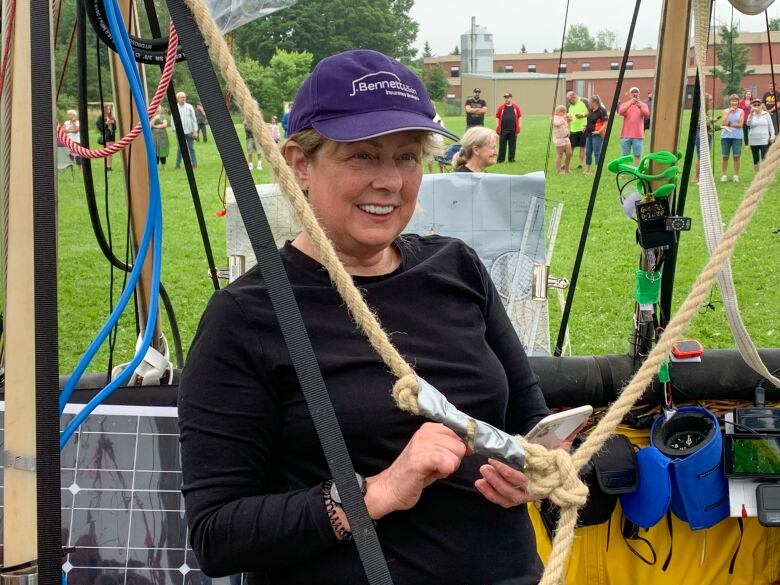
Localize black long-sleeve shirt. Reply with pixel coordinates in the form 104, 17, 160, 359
179, 235, 550, 585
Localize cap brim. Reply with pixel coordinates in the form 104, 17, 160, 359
313, 110, 459, 142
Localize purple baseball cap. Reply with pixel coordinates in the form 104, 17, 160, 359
287, 49, 459, 142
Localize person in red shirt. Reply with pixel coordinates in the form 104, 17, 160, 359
495, 92, 522, 163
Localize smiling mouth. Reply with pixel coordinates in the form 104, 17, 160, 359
358, 204, 395, 216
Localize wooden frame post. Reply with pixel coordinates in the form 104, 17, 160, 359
110, 0, 164, 351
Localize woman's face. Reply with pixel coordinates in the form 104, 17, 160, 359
294, 131, 424, 258
473, 133, 498, 168
745, 90, 752, 100
589, 98, 598, 110
730, 98, 739, 109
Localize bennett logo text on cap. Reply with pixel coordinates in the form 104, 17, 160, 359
349, 71, 419, 100
287, 49, 458, 143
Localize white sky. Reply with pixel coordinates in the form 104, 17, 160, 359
410, 0, 780, 56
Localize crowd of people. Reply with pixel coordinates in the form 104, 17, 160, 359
59, 91, 290, 174
448, 80, 777, 181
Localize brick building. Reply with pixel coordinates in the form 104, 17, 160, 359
425, 31, 780, 111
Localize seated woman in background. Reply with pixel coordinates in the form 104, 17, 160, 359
452, 125, 498, 172
179, 49, 551, 585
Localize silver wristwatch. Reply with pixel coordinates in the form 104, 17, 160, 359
329, 473, 367, 507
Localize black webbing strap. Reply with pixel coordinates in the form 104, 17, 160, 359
31, 0, 63, 581
164, 2, 393, 583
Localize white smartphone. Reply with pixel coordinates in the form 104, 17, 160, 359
524, 405, 593, 449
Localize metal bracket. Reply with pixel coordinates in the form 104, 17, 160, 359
3, 450, 37, 472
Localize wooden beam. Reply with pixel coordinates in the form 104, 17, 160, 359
650, 0, 694, 171
4, 0, 39, 568
110, 0, 163, 351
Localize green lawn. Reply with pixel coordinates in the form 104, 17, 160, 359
56, 114, 779, 373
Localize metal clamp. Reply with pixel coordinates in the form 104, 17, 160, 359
3, 450, 37, 472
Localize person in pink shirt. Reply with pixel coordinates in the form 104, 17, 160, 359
738, 89, 754, 143
617, 86, 650, 165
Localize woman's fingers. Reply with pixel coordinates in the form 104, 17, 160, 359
476, 460, 530, 508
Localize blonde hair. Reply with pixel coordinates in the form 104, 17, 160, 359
554, 104, 567, 115
452, 126, 494, 170
728, 93, 740, 102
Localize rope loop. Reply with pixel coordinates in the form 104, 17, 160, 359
522, 442, 588, 509
392, 374, 420, 415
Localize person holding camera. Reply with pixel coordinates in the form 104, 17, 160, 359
617, 86, 650, 166
746, 98, 775, 171
720, 93, 745, 182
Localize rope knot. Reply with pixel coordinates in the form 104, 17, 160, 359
392, 374, 420, 415
522, 441, 588, 510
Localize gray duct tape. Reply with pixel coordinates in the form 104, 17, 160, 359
416, 376, 526, 470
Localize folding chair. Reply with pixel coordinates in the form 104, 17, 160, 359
57, 145, 75, 177
434, 143, 461, 173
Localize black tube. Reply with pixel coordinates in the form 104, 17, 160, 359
159, 283, 184, 368
51, 349, 780, 408
554, 0, 643, 356
530, 349, 780, 408
84, 0, 186, 64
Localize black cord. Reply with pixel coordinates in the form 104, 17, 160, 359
554, 0, 643, 356
544, 0, 571, 177
766, 11, 780, 132
141, 0, 220, 293
94, 15, 120, 381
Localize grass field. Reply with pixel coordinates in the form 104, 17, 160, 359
56, 113, 779, 374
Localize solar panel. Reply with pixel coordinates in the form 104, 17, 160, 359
0, 400, 239, 584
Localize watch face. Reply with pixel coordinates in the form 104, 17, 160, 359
331, 473, 366, 505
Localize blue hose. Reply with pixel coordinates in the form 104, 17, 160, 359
59, 0, 164, 449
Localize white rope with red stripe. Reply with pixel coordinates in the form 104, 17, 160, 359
56, 18, 179, 160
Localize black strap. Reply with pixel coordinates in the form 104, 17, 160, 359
661, 509, 673, 571
31, 0, 63, 581
164, 2, 393, 583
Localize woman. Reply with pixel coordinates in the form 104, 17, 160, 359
738, 89, 753, 143
746, 98, 775, 171
179, 49, 550, 585
451, 126, 498, 172
584, 95, 607, 176
63, 109, 81, 166
721, 94, 745, 182
96, 103, 117, 170
151, 106, 170, 167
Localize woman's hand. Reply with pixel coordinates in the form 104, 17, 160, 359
365, 422, 467, 519
475, 458, 531, 508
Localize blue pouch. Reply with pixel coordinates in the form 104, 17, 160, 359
619, 445, 672, 529
651, 407, 729, 530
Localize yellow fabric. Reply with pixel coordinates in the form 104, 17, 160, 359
532, 428, 780, 585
